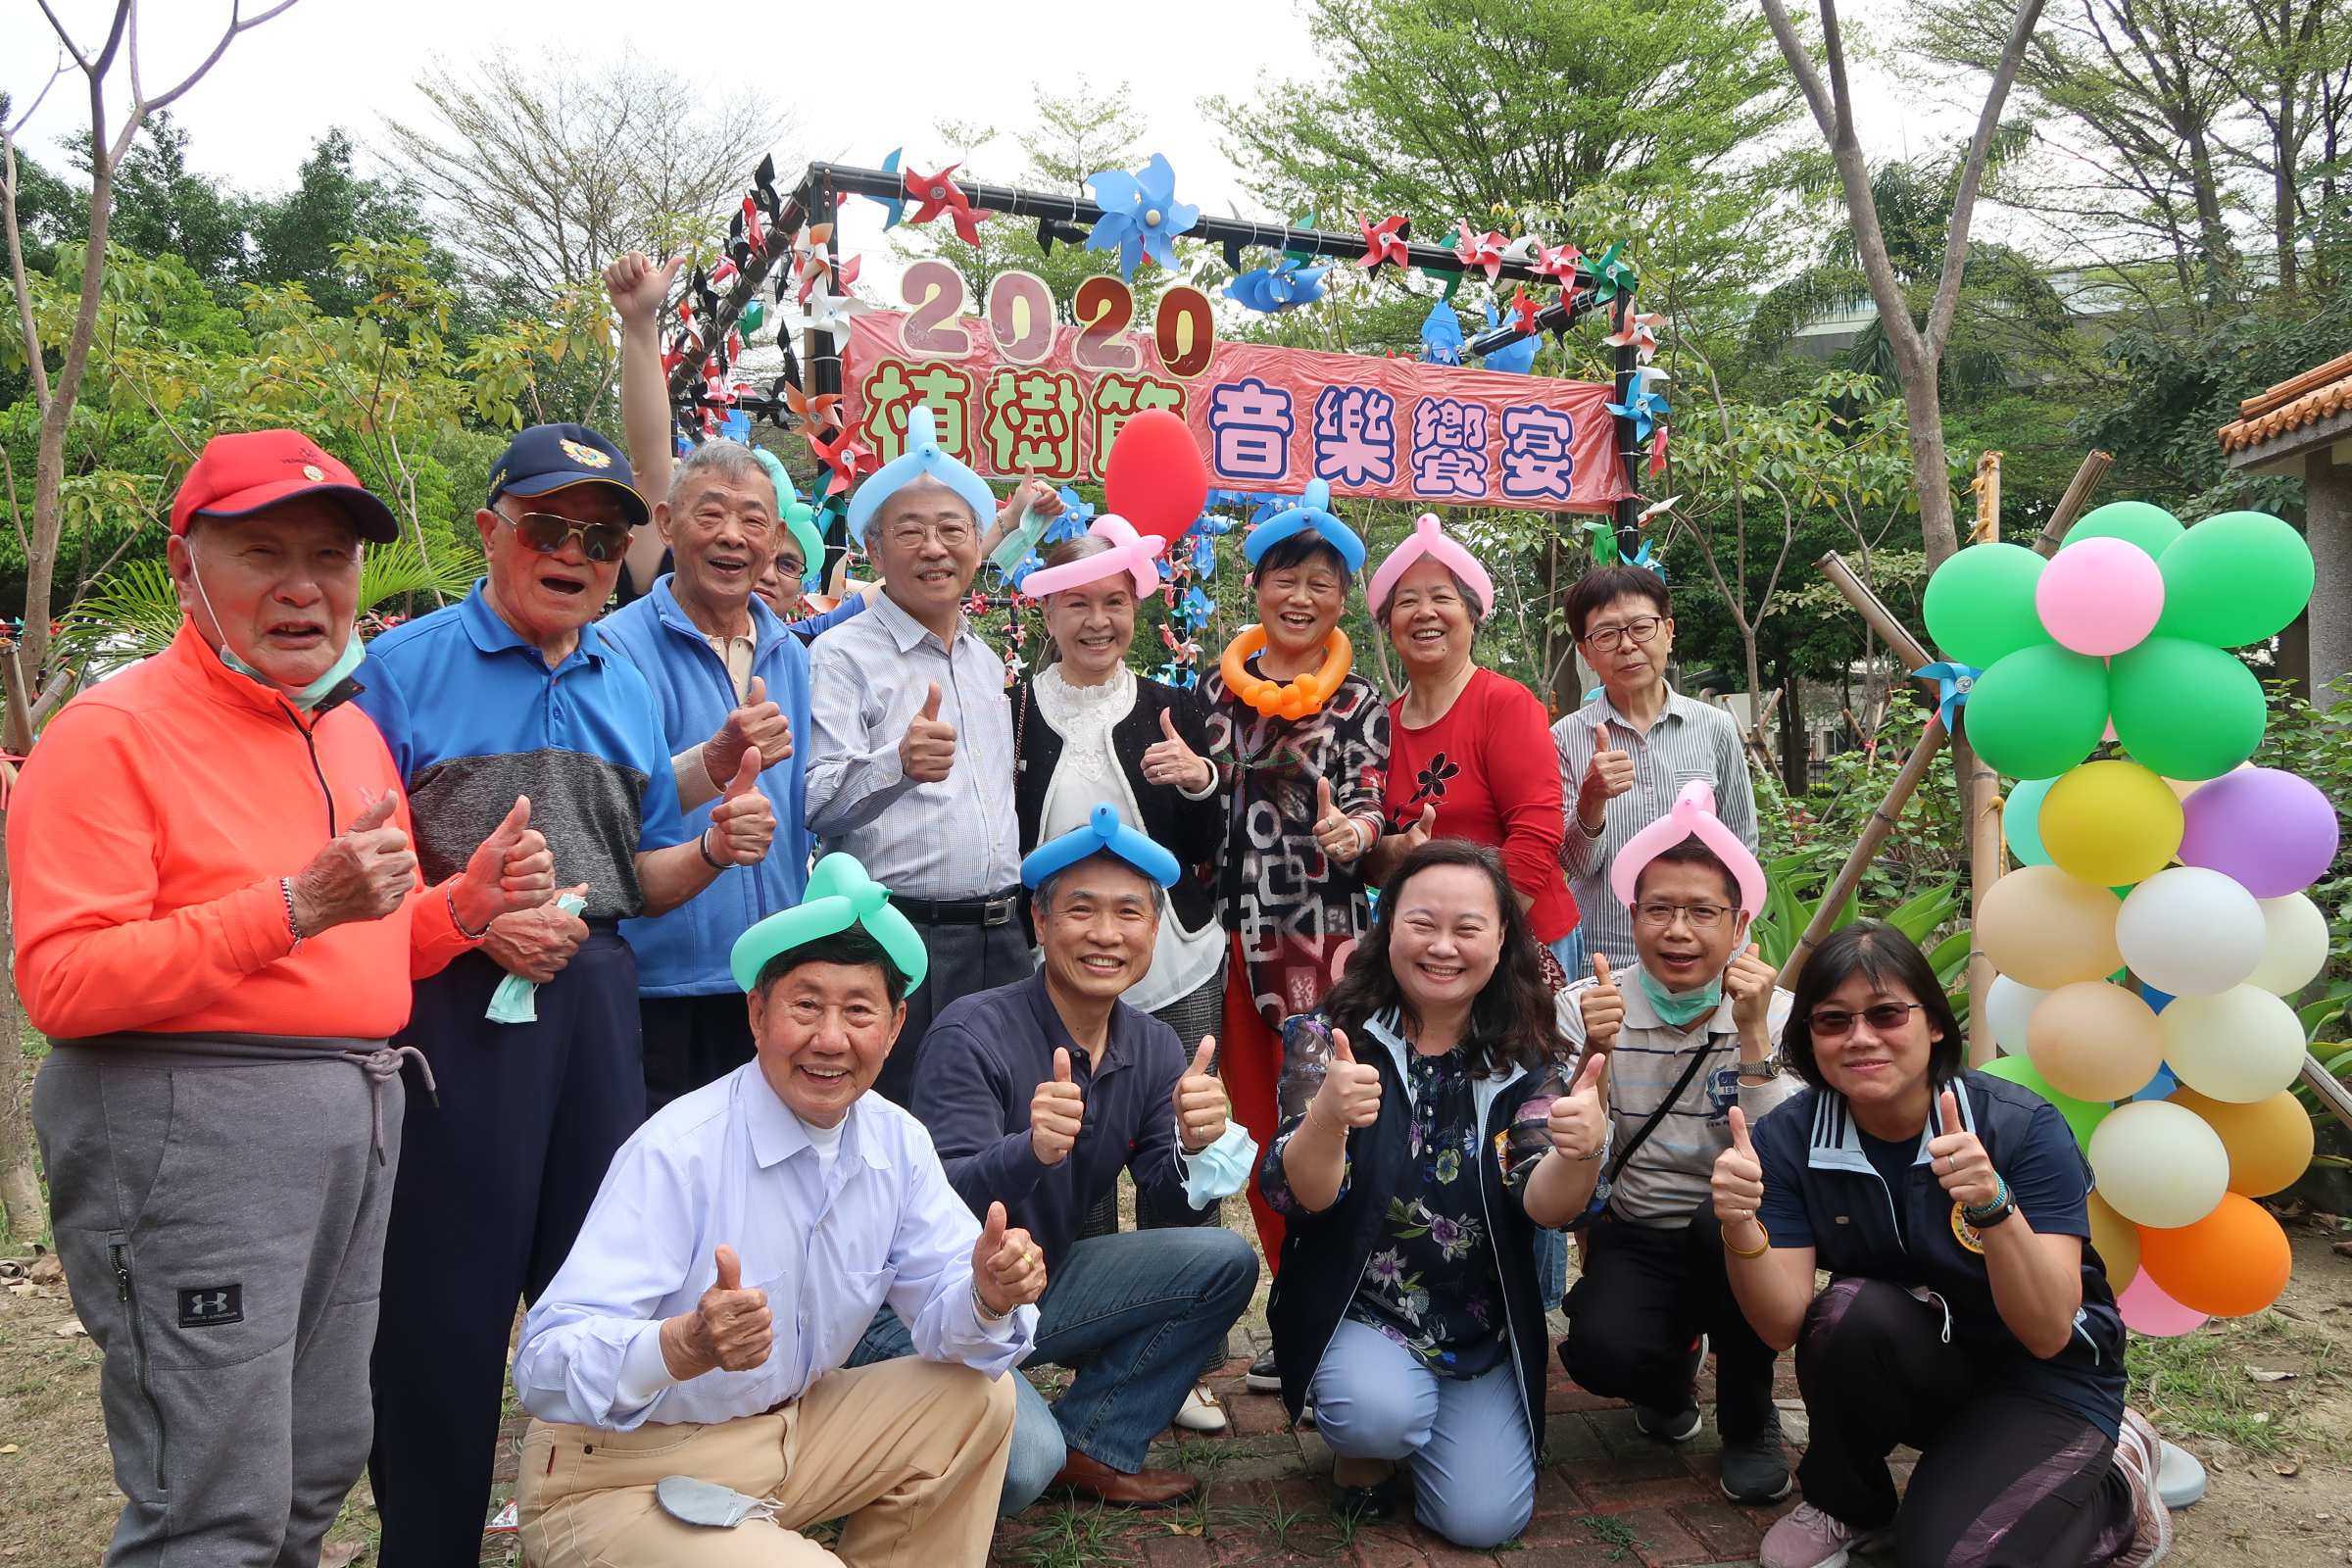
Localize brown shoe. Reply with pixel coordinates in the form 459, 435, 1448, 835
1049, 1449, 1200, 1507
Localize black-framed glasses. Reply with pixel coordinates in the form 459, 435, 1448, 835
1807, 1002, 1924, 1039
1635, 900, 1731, 930
1580, 614, 1665, 652
503, 510, 632, 564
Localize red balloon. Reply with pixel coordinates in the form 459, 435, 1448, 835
1104, 409, 1209, 544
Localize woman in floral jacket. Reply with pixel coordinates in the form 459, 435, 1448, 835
1259, 841, 1607, 1544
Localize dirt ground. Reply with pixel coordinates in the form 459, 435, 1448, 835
3, 1219, 2348, 1567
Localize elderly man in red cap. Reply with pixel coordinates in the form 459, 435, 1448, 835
9, 430, 556, 1568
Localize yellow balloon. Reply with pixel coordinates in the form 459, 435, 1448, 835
2167, 1087, 2317, 1198
1979, 865, 2125, 989
2027, 980, 2164, 1101
2086, 1191, 2141, 1287
2039, 760, 2185, 887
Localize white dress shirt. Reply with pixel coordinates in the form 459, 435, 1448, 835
513, 1063, 1036, 1431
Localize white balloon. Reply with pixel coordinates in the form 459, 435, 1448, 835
2116, 866, 2264, 996
2246, 894, 2329, 996
1984, 975, 2049, 1055
2087, 1101, 2230, 1229
2160, 985, 2308, 1102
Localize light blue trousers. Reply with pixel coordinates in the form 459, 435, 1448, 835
1307, 1319, 1537, 1548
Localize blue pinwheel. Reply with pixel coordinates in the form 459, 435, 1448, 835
1084, 155, 1200, 279
869, 148, 906, 228
1913, 661, 1981, 731
1420, 300, 1466, 365
1180, 585, 1215, 620
1480, 303, 1539, 373
1044, 487, 1094, 545
1226, 256, 1332, 314
1626, 539, 1667, 581
1605, 382, 1670, 441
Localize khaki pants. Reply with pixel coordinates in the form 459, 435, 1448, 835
517, 1357, 1018, 1568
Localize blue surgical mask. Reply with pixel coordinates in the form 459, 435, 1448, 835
192, 549, 364, 711
1637, 964, 1724, 1028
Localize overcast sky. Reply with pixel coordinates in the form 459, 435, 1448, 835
6, 0, 1976, 277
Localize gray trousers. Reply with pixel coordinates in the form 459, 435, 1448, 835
33, 1037, 407, 1568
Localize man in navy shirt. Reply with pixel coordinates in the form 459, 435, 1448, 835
856, 808, 1260, 1510
355, 423, 779, 1568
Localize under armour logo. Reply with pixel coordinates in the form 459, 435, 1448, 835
177, 1285, 244, 1328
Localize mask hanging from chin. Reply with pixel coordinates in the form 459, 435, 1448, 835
191, 550, 364, 711
1637, 964, 1724, 1028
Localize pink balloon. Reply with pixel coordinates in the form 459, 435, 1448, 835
2036, 536, 2166, 656
2118, 1268, 2208, 1337
2179, 766, 2339, 897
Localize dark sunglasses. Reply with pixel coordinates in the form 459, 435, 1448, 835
1806, 1002, 1924, 1039
503, 510, 632, 564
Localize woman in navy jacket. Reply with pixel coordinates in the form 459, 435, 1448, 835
1259, 841, 1608, 1545
1715, 922, 2170, 1568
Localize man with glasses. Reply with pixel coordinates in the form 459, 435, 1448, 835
1552, 802, 1799, 1509
353, 422, 780, 1567
805, 408, 1035, 1104
1551, 564, 1758, 972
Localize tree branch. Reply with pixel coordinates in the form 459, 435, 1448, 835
1926, 0, 2056, 356
129, 0, 305, 125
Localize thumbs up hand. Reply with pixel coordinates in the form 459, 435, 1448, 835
1311, 775, 1368, 866
1547, 1050, 1611, 1162
1309, 1028, 1384, 1132
1579, 743, 1636, 821
1712, 1105, 1767, 1229
1030, 1046, 1086, 1166
973, 1201, 1047, 1316
289, 790, 419, 935
676, 1244, 773, 1376
1143, 707, 1214, 793
1173, 1035, 1229, 1152
702, 749, 776, 866
900, 680, 957, 784
1724, 942, 1777, 1034
704, 673, 792, 787
1579, 954, 1626, 1050
1927, 1088, 1997, 1208
451, 794, 555, 934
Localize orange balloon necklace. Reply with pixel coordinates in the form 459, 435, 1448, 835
1219, 625, 1353, 720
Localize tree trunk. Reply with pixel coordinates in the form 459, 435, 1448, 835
1779, 665, 1809, 796
0, 819, 45, 1245
1903, 375, 1961, 567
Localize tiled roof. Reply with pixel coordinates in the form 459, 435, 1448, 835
2218, 350, 2352, 454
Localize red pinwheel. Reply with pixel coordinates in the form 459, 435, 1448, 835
786, 383, 845, 433
1453, 220, 1508, 282
793, 224, 863, 305
808, 424, 877, 496
710, 259, 740, 292
741, 195, 766, 256
1356, 213, 1411, 271
1534, 241, 1584, 284
904, 164, 988, 246
1507, 284, 1542, 335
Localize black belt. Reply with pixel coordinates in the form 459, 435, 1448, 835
894, 887, 1022, 927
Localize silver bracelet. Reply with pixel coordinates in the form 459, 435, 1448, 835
970, 1276, 1010, 1323
280, 877, 305, 948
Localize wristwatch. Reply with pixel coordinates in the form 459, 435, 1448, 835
1963, 1177, 2016, 1228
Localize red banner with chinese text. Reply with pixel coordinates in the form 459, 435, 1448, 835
838, 311, 1628, 514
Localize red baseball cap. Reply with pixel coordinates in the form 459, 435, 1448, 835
171, 430, 401, 543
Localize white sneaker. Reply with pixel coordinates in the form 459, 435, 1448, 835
1173, 1381, 1228, 1433
1759, 1501, 1893, 1568
2111, 1407, 2174, 1567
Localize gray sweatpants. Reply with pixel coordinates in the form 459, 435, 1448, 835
33, 1036, 409, 1568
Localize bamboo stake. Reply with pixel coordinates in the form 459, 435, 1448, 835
2030, 451, 2114, 558
1816, 552, 1935, 675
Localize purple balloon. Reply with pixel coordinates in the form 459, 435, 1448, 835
2178, 767, 2340, 897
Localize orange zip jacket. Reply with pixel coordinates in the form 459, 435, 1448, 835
8, 622, 478, 1041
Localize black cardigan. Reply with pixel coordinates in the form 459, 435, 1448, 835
1012, 673, 1224, 935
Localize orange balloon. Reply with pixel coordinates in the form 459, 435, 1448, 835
2137, 1193, 2291, 1317
2085, 1191, 2141, 1289
2166, 1088, 2316, 1198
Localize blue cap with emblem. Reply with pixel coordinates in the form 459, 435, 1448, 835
485, 423, 651, 525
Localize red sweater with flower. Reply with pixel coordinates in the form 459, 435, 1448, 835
1382, 667, 1576, 942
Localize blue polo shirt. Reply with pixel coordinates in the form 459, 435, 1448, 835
598, 576, 816, 996
356, 583, 689, 921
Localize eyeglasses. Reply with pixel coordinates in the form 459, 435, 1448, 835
1806, 1002, 1924, 1038
1580, 614, 1664, 652
881, 518, 975, 552
502, 510, 632, 564
1635, 900, 1730, 930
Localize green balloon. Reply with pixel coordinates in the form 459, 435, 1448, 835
2066, 501, 2182, 559
2003, 775, 2058, 865
1923, 543, 2049, 666
2108, 636, 2266, 779
1982, 1054, 2111, 1151
2156, 511, 2314, 646
1960, 645, 2110, 781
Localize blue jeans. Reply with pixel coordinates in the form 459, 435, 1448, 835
851, 1225, 1258, 1514
1309, 1319, 1537, 1548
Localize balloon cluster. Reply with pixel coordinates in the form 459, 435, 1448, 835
1923, 502, 2333, 1337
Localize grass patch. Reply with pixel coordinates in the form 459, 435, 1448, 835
2126, 1309, 2341, 1457
1580, 1513, 1638, 1561
997, 1499, 1147, 1568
